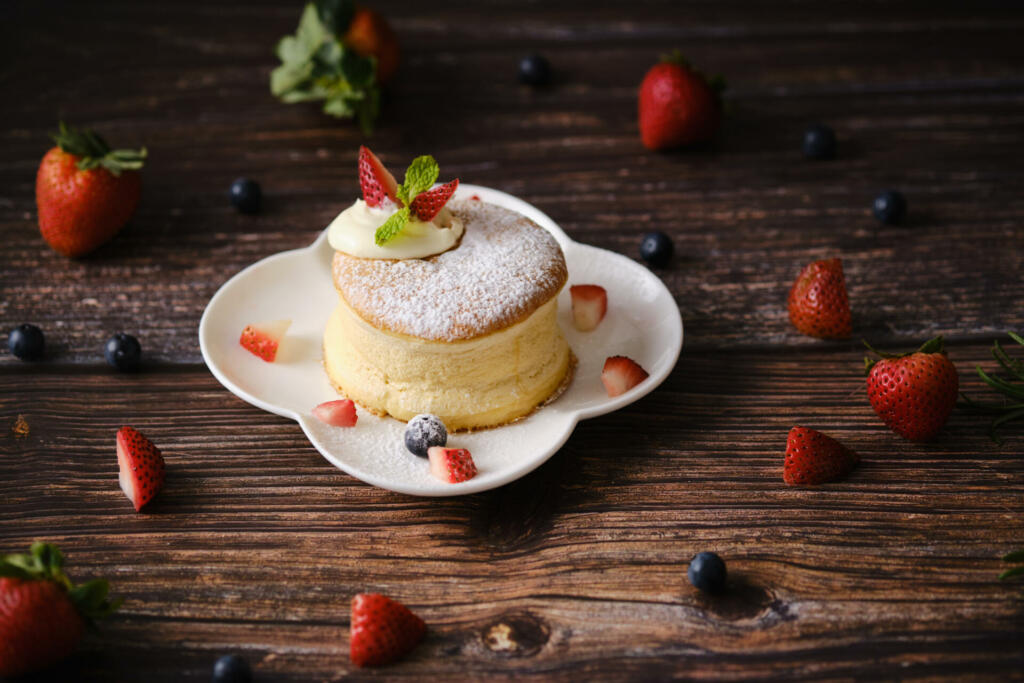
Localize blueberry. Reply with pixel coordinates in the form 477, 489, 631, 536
639, 231, 673, 267
518, 54, 551, 86
212, 654, 252, 683
873, 190, 906, 225
104, 333, 141, 371
802, 123, 836, 160
8, 324, 45, 360
229, 178, 262, 214
688, 551, 727, 593
404, 414, 448, 458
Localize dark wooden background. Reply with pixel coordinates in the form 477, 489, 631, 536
2, 1, 1023, 680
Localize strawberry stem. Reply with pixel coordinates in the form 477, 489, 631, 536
0, 543, 121, 622
863, 335, 945, 374
52, 121, 146, 177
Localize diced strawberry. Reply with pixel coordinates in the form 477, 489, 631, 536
469, 194, 481, 201
410, 179, 459, 222
601, 355, 649, 397
569, 284, 607, 332
358, 146, 400, 208
427, 447, 477, 483
350, 593, 426, 668
312, 399, 358, 427
116, 426, 166, 512
239, 319, 291, 362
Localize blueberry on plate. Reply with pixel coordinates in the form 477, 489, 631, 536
8, 324, 45, 361
212, 654, 252, 683
104, 333, 141, 371
873, 190, 907, 225
802, 123, 836, 160
518, 54, 551, 86
229, 178, 262, 214
404, 414, 448, 458
639, 231, 673, 267
688, 551, 727, 593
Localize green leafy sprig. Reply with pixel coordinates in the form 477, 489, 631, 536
999, 549, 1024, 581
52, 122, 146, 176
373, 155, 440, 246
959, 332, 1024, 443
270, 0, 380, 133
1, 542, 122, 622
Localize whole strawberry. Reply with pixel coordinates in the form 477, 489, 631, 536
788, 258, 852, 339
36, 122, 146, 257
865, 336, 959, 441
0, 542, 120, 676
638, 52, 723, 150
783, 426, 859, 486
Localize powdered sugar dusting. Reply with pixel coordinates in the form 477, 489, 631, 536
333, 200, 567, 341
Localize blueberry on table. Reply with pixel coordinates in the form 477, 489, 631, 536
873, 190, 907, 225
229, 178, 262, 214
518, 54, 551, 86
8, 323, 45, 360
639, 231, 673, 267
212, 654, 252, 683
688, 551, 727, 593
104, 333, 141, 371
802, 123, 836, 160
405, 413, 448, 458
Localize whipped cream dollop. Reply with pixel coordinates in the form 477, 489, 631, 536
327, 199, 464, 259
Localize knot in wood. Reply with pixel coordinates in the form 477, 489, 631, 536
481, 612, 549, 657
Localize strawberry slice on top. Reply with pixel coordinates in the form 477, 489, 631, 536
239, 319, 291, 362
601, 355, 649, 397
116, 426, 166, 511
569, 284, 607, 332
358, 146, 400, 208
410, 178, 459, 222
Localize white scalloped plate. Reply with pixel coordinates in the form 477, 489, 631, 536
199, 185, 683, 496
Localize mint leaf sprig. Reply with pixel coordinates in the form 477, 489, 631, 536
959, 332, 1024, 443
270, 1, 380, 134
374, 156, 442, 246
999, 549, 1024, 581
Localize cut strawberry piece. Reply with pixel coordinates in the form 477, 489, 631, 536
312, 399, 358, 427
783, 426, 859, 486
358, 146, 399, 208
350, 593, 426, 668
469, 194, 481, 201
569, 284, 608, 332
601, 355, 649, 397
239, 319, 291, 362
410, 179, 459, 222
116, 426, 166, 512
787, 258, 852, 339
427, 446, 477, 483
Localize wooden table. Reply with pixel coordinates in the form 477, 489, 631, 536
2, 1, 1023, 680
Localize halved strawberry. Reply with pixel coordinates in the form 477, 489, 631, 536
358, 146, 399, 208
569, 284, 608, 332
427, 446, 477, 483
116, 426, 166, 511
410, 179, 459, 222
783, 426, 859, 486
312, 399, 358, 427
350, 593, 426, 668
601, 355, 649, 397
239, 319, 291, 362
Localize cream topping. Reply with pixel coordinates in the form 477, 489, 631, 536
327, 199, 464, 259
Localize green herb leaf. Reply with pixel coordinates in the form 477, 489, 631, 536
374, 206, 410, 246
1003, 549, 1024, 563
315, 0, 355, 35
999, 565, 1024, 581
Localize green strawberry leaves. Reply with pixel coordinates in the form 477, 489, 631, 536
52, 122, 146, 176
373, 155, 445, 245
270, 1, 379, 134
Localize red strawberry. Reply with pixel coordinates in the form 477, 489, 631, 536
35, 122, 146, 257
116, 426, 166, 512
343, 7, 400, 85
239, 319, 291, 362
358, 146, 399, 208
787, 258, 852, 339
0, 543, 120, 676
350, 593, 426, 667
410, 179, 459, 222
865, 336, 959, 441
638, 54, 722, 150
312, 399, 358, 427
783, 426, 859, 486
569, 284, 608, 332
601, 356, 649, 397
427, 447, 477, 484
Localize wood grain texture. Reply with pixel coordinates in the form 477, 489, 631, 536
1, 0, 1024, 680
